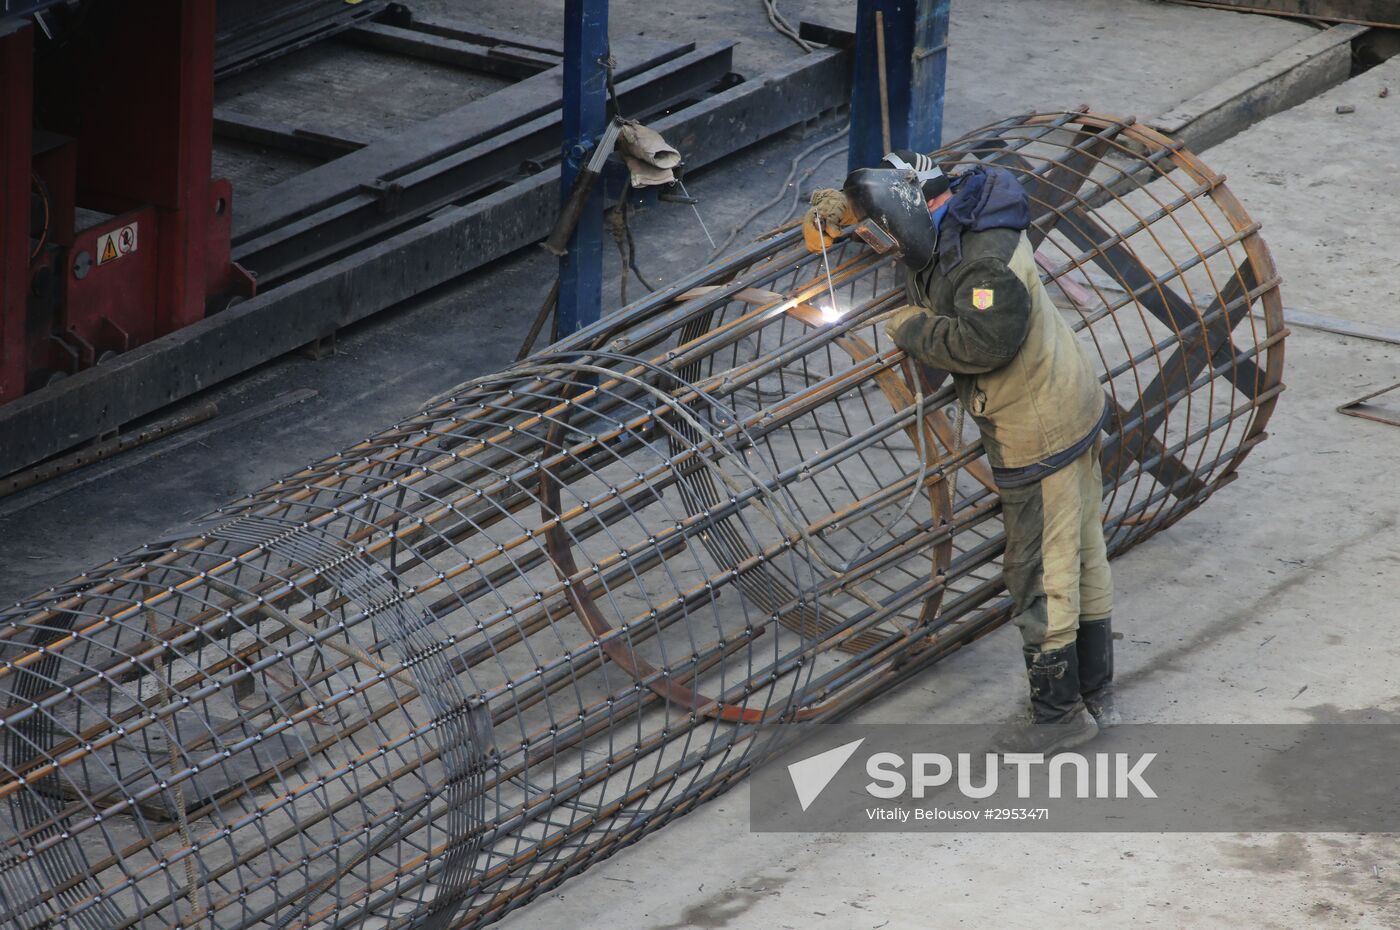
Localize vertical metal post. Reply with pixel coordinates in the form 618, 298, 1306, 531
0, 22, 32, 402
556, 0, 608, 336
847, 0, 950, 172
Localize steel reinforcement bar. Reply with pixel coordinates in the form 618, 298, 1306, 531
0, 111, 1284, 930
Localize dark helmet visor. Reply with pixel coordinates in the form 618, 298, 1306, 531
842, 167, 938, 270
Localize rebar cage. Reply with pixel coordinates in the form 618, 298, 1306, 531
0, 110, 1283, 930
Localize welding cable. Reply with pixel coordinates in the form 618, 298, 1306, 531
827, 361, 965, 596
708, 126, 849, 261
606, 182, 656, 307
763, 0, 813, 52
623, 207, 655, 293
608, 197, 632, 305
603, 54, 626, 121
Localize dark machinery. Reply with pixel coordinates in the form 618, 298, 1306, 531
0, 112, 1283, 930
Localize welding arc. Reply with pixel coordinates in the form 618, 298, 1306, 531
0, 111, 1283, 930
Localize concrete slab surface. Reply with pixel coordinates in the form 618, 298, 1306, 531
444, 0, 1317, 121
4, 1, 1397, 928
1201, 54, 1400, 326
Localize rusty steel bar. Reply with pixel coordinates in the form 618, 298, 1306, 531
0, 111, 1284, 930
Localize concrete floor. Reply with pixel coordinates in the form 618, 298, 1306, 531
6, 1, 1399, 927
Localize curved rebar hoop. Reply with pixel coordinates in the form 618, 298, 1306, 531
0, 111, 1282, 930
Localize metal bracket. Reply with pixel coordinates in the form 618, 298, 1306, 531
1338, 381, 1400, 427
358, 179, 406, 216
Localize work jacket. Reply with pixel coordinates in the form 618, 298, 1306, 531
892, 168, 1107, 488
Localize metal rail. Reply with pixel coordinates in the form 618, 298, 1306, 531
0, 111, 1284, 930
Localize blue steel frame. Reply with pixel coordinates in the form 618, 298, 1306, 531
1, 0, 66, 23
846, 0, 950, 172
554, 0, 949, 333
555, 0, 609, 336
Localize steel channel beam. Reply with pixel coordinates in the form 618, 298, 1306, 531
340, 22, 555, 79
231, 34, 690, 244
235, 43, 736, 285
212, 110, 366, 161
395, 12, 566, 58
213, 0, 391, 79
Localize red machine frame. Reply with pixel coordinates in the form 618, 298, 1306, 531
0, 0, 252, 403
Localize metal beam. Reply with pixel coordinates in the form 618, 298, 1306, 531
404, 13, 566, 58
213, 0, 390, 78
232, 43, 734, 287
213, 110, 366, 161
340, 22, 556, 79
555, 0, 609, 336
847, 0, 949, 170
231, 35, 685, 245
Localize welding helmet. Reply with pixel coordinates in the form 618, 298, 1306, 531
882, 149, 950, 202
842, 167, 939, 271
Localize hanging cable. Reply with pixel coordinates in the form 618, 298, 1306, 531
708, 126, 849, 261
606, 181, 656, 308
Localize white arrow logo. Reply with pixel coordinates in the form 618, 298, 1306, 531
787, 738, 865, 811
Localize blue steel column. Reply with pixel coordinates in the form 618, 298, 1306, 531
847, 0, 950, 172
556, 0, 609, 335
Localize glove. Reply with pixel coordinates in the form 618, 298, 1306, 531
802, 188, 856, 253
884, 305, 928, 348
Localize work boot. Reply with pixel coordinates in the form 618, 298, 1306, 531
997, 644, 1099, 754
1077, 617, 1120, 728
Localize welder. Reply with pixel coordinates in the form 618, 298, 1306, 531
803, 152, 1116, 752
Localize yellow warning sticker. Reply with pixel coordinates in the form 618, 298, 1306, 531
96, 222, 138, 266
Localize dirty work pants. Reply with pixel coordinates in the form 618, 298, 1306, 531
998, 443, 1113, 653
